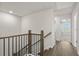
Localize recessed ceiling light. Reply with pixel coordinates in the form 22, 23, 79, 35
9, 11, 13, 13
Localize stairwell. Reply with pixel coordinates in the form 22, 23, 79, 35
0, 30, 78, 56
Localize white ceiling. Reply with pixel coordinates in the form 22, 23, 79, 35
0, 2, 75, 16
56, 2, 75, 10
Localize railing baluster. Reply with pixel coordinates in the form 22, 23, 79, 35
26, 35, 27, 55
39, 35, 41, 54
12, 37, 14, 56
21, 35, 22, 56
34, 35, 35, 55
16, 37, 17, 56
36, 35, 38, 55
8, 38, 10, 56
35, 35, 37, 55
3, 38, 5, 56
18, 36, 20, 56
24, 35, 26, 55
38, 35, 40, 56
35, 35, 36, 55
36, 35, 38, 56
37, 36, 38, 56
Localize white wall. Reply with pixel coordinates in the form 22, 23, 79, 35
54, 8, 72, 43
0, 12, 21, 56
76, 5, 79, 47
21, 9, 55, 50
71, 3, 79, 47
0, 12, 21, 37
71, 3, 79, 55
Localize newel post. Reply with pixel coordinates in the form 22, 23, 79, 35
28, 30, 32, 54
40, 30, 44, 56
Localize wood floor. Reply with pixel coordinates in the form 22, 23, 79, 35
43, 41, 78, 56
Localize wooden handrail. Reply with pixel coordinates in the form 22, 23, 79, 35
22, 32, 51, 50
0, 33, 40, 39
17, 39, 40, 53
0, 34, 28, 39
1, 31, 52, 56
0, 32, 51, 39
15, 32, 52, 56
44, 32, 52, 38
